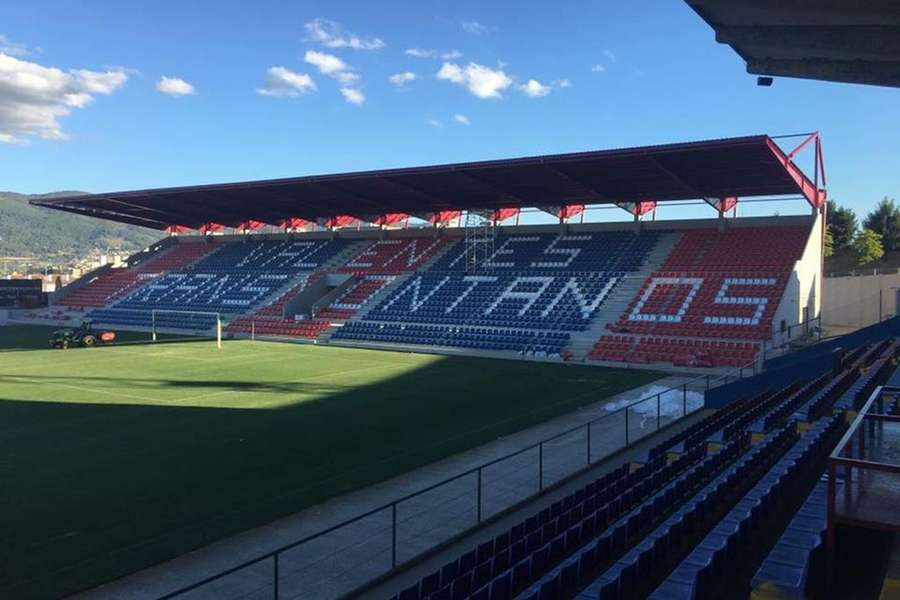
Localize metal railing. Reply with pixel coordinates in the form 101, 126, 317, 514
761, 315, 822, 361
158, 361, 759, 600
826, 385, 900, 550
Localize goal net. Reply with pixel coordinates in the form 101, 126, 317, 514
151, 309, 222, 348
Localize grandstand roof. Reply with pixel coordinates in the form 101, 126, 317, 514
686, 0, 900, 88
32, 134, 820, 230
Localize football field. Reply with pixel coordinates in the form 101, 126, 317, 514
0, 329, 662, 598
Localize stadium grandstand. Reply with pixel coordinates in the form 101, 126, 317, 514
4, 1, 899, 599
29, 134, 827, 368
4, 132, 898, 600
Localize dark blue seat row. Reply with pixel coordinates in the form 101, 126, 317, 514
582, 426, 797, 600
391, 445, 715, 600
648, 387, 792, 460
354, 233, 661, 355
833, 354, 896, 412
647, 415, 845, 600
755, 373, 832, 432
750, 478, 833, 600
334, 321, 569, 356
520, 436, 752, 600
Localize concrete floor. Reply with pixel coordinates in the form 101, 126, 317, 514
73, 375, 708, 600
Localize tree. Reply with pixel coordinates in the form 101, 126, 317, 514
827, 200, 857, 250
864, 197, 900, 251
853, 229, 885, 265
824, 227, 834, 258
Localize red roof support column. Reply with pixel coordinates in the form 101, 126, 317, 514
279, 218, 313, 231
705, 196, 738, 214
371, 213, 410, 227
322, 215, 358, 230
539, 205, 585, 222
615, 201, 657, 218
236, 220, 266, 232
198, 222, 225, 234
491, 207, 520, 225
426, 210, 462, 226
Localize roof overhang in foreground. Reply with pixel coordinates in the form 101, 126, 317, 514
31, 134, 825, 231
686, 0, 900, 88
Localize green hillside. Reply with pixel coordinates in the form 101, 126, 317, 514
0, 192, 160, 269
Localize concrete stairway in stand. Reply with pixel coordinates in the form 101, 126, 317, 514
317, 236, 462, 343
564, 232, 682, 361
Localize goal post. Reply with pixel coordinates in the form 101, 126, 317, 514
151, 309, 223, 349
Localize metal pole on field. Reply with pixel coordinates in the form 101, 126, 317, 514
252, 320, 255, 341
151, 310, 157, 342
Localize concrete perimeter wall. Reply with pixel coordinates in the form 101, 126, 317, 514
823, 271, 900, 329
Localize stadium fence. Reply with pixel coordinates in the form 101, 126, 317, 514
157, 360, 760, 600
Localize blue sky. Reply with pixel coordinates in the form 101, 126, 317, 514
1, 0, 898, 224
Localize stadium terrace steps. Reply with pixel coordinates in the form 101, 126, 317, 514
588, 227, 809, 368
342, 239, 461, 321
88, 238, 353, 331
336, 231, 663, 357
749, 478, 834, 600
382, 339, 897, 600
565, 233, 682, 361
57, 241, 220, 310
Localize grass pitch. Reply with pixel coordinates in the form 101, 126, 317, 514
0, 328, 662, 598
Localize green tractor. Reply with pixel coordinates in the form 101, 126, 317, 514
49, 321, 117, 349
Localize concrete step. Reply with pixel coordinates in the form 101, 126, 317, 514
564, 232, 682, 361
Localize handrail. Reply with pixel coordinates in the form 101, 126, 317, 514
157, 356, 757, 599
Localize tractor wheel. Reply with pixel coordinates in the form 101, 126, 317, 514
82, 335, 96, 347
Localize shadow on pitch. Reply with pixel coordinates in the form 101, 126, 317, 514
0, 373, 342, 395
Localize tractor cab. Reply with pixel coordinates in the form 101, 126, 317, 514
50, 321, 116, 349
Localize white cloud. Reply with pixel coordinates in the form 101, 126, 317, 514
557, 78, 572, 88
591, 64, 606, 73
334, 71, 360, 84
304, 50, 360, 84
0, 34, 29, 57
303, 50, 349, 75
519, 79, 551, 98
257, 66, 316, 97
156, 76, 195, 96
303, 50, 364, 101
72, 69, 128, 94
405, 48, 462, 60
461, 21, 493, 35
304, 18, 385, 50
453, 113, 470, 126
340, 87, 365, 105
427, 118, 443, 128
388, 71, 416, 86
436, 61, 512, 99
603, 49, 617, 63
0, 52, 127, 143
